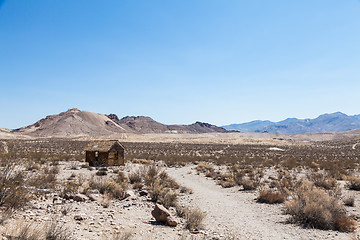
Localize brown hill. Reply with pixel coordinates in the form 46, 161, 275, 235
14, 108, 127, 137
14, 109, 229, 137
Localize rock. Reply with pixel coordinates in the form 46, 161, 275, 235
139, 190, 148, 196
73, 194, 87, 202
151, 204, 178, 227
74, 215, 84, 221
87, 194, 97, 201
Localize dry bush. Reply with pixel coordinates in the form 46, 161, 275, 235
307, 172, 338, 190
89, 178, 128, 200
45, 221, 72, 240
196, 162, 214, 173
257, 189, 285, 204
112, 230, 133, 240
272, 170, 297, 196
0, 161, 31, 210
144, 164, 160, 186
131, 158, 152, 165
175, 204, 189, 218
0, 209, 12, 225
161, 191, 178, 208
128, 171, 142, 184
343, 195, 355, 207
239, 178, 260, 191
347, 176, 360, 191
216, 173, 236, 188
158, 171, 180, 189
28, 170, 57, 190
26, 162, 41, 172
116, 171, 128, 183
185, 208, 206, 232
180, 186, 193, 194
6, 220, 42, 240
101, 193, 111, 208
61, 182, 80, 196
132, 182, 143, 190
285, 181, 356, 232
69, 162, 79, 170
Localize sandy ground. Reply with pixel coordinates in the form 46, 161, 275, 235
0, 161, 359, 239
167, 165, 353, 240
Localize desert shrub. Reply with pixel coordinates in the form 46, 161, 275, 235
61, 182, 80, 196
285, 181, 356, 232
217, 173, 236, 188
307, 172, 338, 190
128, 171, 142, 184
144, 164, 160, 186
161, 191, 178, 208
69, 162, 78, 170
132, 182, 143, 190
0, 162, 31, 210
185, 208, 206, 232
272, 170, 297, 196
45, 221, 72, 240
175, 204, 189, 218
112, 230, 133, 240
105, 181, 128, 200
28, 171, 57, 190
116, 171, 128, 183
343, 195, 355, 207
158, 171, 180, 189
257, 189, 285, 204
26, 162, 41, 171
180, 186, 193, 194
240, 178, 259, 191
196, 162, 214, 173
89, 178, 128, 200
347, 176, 360, 191
101, 193, 111, 208
6, 221, 42, 240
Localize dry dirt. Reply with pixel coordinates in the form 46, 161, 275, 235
1, 160, 359, 239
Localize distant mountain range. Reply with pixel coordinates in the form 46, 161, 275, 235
222, 112, 360, 134
13, 108, 228, 137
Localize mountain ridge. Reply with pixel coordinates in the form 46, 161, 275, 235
13, 108, 229, 137
222, 112, 360, 134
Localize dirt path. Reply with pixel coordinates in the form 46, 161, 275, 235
167, 165, 350, 240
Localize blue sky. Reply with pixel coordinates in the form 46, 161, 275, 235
1, 0, 360, 129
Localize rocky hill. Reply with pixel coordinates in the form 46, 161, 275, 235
13, 109, 229, 137
222, 112, 360, 134
14, 108, 127, 137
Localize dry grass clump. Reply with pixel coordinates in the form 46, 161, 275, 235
89, 178, 128, 200
112, 230, 133, 240
28, 167, 58, 190
128, 171, 142, 184
285, 181, 356, 232
6, 221, 42, 240
343, 195, 355, 207
196, 162, 214, 174
216, 173, 236, 188
307, 172, 338, 190
45, 221, 72, 240
0, 161, 31, 210
347, 176, 360, 191
271, 169, 297, 196
184, 208, 206, 232
257, 189, 285, 204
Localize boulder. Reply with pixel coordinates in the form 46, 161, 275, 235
139, 190, 148, 196
151, 204, 177, 227
73, 194, 88, 202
